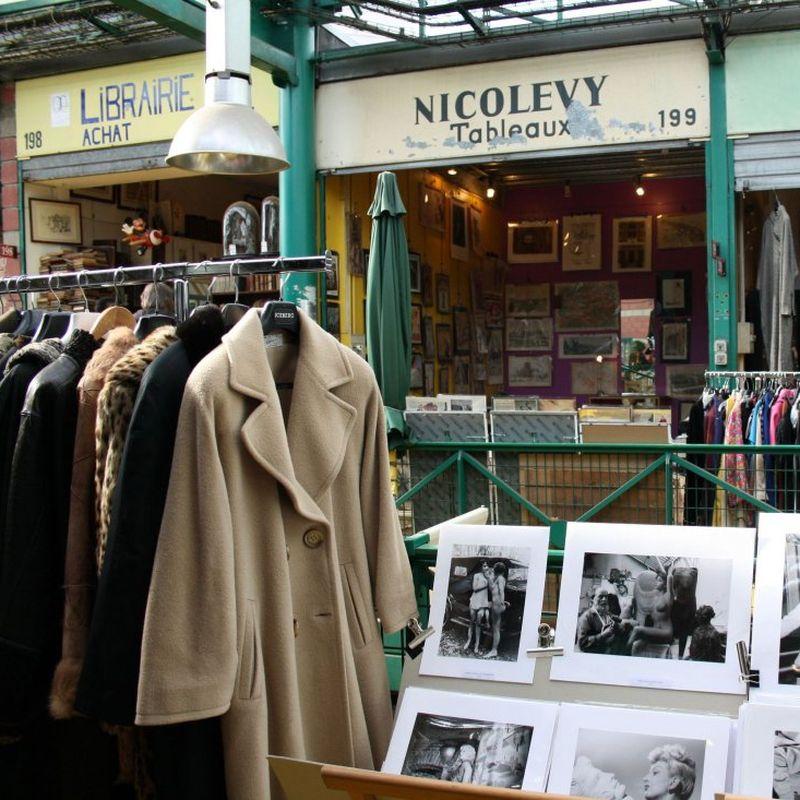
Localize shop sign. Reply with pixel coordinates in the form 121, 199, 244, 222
316, 41, 709, 171
16, 53, 279, 158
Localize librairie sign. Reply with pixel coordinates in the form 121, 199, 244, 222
16, 53, 279, 158
316, 41, 709, 170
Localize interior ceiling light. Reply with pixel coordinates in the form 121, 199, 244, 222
486, 181, 496, 200
447, 168, 458, 176
166, 0, 288, 175
634, 176, 645, 197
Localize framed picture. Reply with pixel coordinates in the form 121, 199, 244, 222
411, 305, 423, 345
550, 521, 755, 694
506, 318, 553, 351
548, 703, 732, 800
485, 294, 503, 328
70, 186, 116, 204
508, 355, 552, 388
469, 206, 482, 255
661, 321, 689, 362
409, 251, 422, 293
410, 354, 424, 390
658, 271, 692, 316
29, 198, 82, 245
326, 250, 339, 298
751, 514, 800, 699
450, 199, 469, 262
118, 181, 156, 211
325, 301, 340, 336
506, 283, 549, 318
559, 333, 618, 359
453, 308, 471, 354
438, 365, 450, 393
473, 312, 489, 355
470, 269, 485, 311
472, 358, 487, 381
346, 213, 364, 277
488, 329, 504, 385
419, 184, 445, 232
612, 216, 652, 272
421, 525, 550, 682
422, 316, 435, 358
423, 360, 435, 396
508, 220, 558, 263
657, 212, 706, 249
571, 360, 618, 395
361, 248, 370, 277
383, 687, 559, 790
555, 281, 619, 331
453, 357, 470, 394
436, 322, 454, 362
562, 214, 602, 271
436, 273, 451, 314
421, 261, 433, 307
666, 364, 706, 399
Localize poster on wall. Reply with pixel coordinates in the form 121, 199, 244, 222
562, 214, 602, 272
508, 220, 558, 263
547, 703, 732, 800
383, 687, 559, 790
419, 184, 445, 232
451, 200, 469, 261
421, 525, 550, 683
612, 216, 652, 273
506, 284, 549, 318
657, 212, 706, 249
555, 282, 619, 331
508, 355, 552, 388
571, 360, 618, 395
506, 319, 553, 352
559, 334, 618, 359
550, 522, 755, 694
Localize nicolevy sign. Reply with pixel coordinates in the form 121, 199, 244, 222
316, 41, 709, 171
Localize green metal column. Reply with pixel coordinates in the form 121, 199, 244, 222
705, 55, 737, 369
279, 0, 321, 320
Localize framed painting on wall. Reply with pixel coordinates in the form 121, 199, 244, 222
666, 364, 707, 398
469, 206, 482, 255
118, 181, 156, 211
555, 281, 619, 331
506, 318, 553, 351
508, 355, 552, 387
661, 321, 689, 362
410, 354, 424, 390
419, 184, 445, 232
409, 252, 422, 293
453, 357, 470, 394
325, 302, 340, 336
508, 220, 558, 263
450, 199, 469, 261
487, 329, 504, 385
421, 262, 433, 307
562, 214, 602, 271
326, 251, 339, 298
658, 271, 692, 316
506, 283, 549, 318
438, 365, 450, 393
411, 305, 423, 345
657, 212, 706, 249
453, 308, 471, 354
436, 274, 451, 314
71, 186, 116, 204
436, 322, 454, 362
422, 316, 435, 358
558, 333, 618, 359
423, 360, 435, 396
29, 198, 82, 245
612, 216, 652, 273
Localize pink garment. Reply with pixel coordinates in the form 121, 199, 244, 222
722, 399, 751, 518
771, 389, 796, 444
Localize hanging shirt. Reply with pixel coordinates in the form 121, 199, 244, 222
758, 204, 799, 370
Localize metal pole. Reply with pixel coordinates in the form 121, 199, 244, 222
279, 0, 321, 321
16, 159, 27, 309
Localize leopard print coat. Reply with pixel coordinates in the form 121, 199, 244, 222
94, 326, 177, 572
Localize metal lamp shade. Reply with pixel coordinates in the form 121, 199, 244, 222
166, 103, 289, 175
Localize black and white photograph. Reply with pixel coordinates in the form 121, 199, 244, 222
383, 687, 558, 791
548, 704, 731, 800
421, 525, 549, 683
552, 522, 755, 694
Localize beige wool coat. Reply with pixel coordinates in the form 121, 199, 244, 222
136, 309, 417, 799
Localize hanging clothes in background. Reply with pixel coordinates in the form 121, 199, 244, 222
758, 203, 799, 371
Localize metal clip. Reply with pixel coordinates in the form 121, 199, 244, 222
526, 623, 564, 658
406, 617, 435, 652
736, 640, 760, 687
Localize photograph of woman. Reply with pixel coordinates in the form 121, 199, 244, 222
464, 562, 491, 655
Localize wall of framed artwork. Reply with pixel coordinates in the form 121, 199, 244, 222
612, 216, 652, 273
508, 220, 558, 263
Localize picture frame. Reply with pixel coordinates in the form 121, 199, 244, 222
421, 524, 550, 683
487, 329, 504, 385
470, 268, 485, 311
562, 214, 602, 271
423, 360, 436, 396
410, 354, 424, 390
472, 358, 487, 382
326, 250, 339, 298
346, 213, 364, 277
450, 199, 469, 262
658, 271, 692, 316
70, 186, 116, 204
666, 364, 707, 399
657, 212, 706, 249
419, 184, 445, 232
118, 181, 156, 211
453, 357, 470, 394
436, 322, 454, 363
555, 281, 620, 331
506, 283, 549, 318
508, 355, 552, 388
472, 312, 489, 355
383, 687, 559, 790
559, 333, 618, 359
508, 220, 558, 263
506, 318, 553, 351
422, 262, 434, 307
551, 521, 755, 694
484, 294, 503, 328
571, 360, 618, 395
438, 365, 450, 393
612, 216, 652, 273
411, 305, 423, 345
661, 321, 690, 362
422, 316, 435, 359
453, 308, 471, 354
409, 251, 422, 293
436, 273, 451, 314
325, 301, 340, 336
469, 206, 482, 255
29, 198, 82, 245
548, 703, 732, 800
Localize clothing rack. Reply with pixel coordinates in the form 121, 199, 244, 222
705, 370, 800, 388
0, 253, 332, 322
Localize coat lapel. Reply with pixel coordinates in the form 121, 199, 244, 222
225, 309, 357, 523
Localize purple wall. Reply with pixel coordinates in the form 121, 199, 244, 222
503, 177, 707, 408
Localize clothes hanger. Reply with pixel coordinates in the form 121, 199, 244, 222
260, 261, 300, 338
221, 260, 249, 330
190, 275, 217, 317
32, 275, 71, 342
62, 271, 99, 341
89, 268, 135, 340
134, 265, 176, 340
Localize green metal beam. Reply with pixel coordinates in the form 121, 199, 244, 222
110, 0, 298, 85
0, 0, 76, 14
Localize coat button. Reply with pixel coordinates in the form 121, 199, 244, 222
303, 528, 325, 549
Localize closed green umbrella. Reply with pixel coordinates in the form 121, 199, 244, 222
366, 171, 412, 424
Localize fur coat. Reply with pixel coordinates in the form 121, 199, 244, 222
50, 327, 137, 719
94, 326, 177, 572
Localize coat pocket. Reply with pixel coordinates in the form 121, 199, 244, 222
236, 600, 263, 701
341, 563, 376, 650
